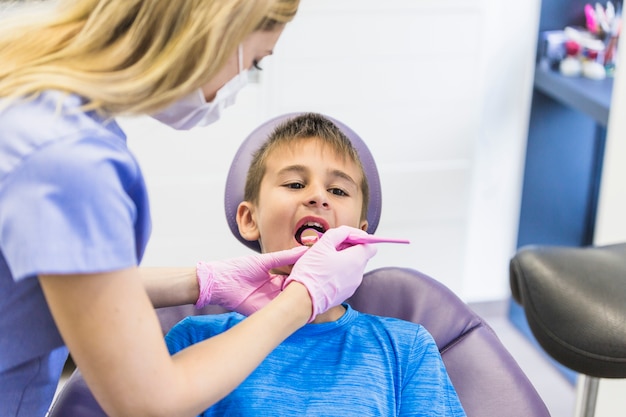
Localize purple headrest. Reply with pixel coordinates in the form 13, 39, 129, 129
224, 112, 382, 252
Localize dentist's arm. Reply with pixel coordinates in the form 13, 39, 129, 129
39, 227, 376, 417
139, 246, 308, 309
39, 267, 312, 417
140, 267, 198, 308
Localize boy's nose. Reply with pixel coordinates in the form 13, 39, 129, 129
307, 198, 329, 208
305, 186, 329, 208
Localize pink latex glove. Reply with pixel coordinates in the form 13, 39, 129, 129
195, 246, 308, 313
284, 225, 378, 322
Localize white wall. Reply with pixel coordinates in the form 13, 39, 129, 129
594, 38, 626, 246
462, 0, 540, 300
588, 18, 626, 417
120, 0, 541, 302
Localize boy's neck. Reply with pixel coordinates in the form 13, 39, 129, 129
310, 304, 346, 324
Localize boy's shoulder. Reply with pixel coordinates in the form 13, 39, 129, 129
352, 307, 431, 339
354, 307, 422, 327
167, 312, 244, 340
348, 308, 441, 359
179, 311, 244, 328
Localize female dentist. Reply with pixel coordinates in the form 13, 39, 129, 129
0, 1, 377, 416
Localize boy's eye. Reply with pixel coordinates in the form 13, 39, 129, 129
252, 59, 263, 71
329, 188, 348, 197
285, 182, 304, 189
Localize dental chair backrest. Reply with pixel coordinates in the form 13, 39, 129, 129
350, 267, 550, 416
47, 113, 550, 417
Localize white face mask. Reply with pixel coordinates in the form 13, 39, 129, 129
151, 44, 249, 130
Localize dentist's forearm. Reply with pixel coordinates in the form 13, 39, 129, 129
140, 267, 198, 308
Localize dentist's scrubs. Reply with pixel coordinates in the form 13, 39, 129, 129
0, 90, 151, 416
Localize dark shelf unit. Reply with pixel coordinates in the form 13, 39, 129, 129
517, 64, 612, 249
533, 62, 613, 127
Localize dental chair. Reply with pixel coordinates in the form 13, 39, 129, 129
48, 113, 550, 417
510, 243, 626, 417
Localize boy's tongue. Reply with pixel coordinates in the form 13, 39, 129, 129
300, 228, 321, 246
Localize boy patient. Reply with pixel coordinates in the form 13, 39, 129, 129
165, 113, 466, 416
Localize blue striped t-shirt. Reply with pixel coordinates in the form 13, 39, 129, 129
165, 304, 466, 416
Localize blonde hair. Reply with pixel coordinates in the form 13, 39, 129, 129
0, 0, 299, 116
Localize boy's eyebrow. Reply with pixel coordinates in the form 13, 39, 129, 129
277, 165, 358, 188
276, 165, 307, 177
329, 169, 358, 188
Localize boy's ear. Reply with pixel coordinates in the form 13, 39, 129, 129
236, 201, 260, 242
360, 219, 369, 232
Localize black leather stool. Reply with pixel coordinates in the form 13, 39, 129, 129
510, 243, 626, 417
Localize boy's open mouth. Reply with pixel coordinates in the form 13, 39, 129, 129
295, 222, 326, 246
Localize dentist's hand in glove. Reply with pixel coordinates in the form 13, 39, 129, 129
284, 225, 378, 322
195, 246, 308, 314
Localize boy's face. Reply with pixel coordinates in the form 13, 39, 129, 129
237, 137, 368, 273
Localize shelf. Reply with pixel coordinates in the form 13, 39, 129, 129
533, 62, 614, 127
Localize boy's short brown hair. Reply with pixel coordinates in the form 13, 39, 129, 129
243, 113, 370, 221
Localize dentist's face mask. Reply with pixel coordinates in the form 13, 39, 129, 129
152, 44, 248, 130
